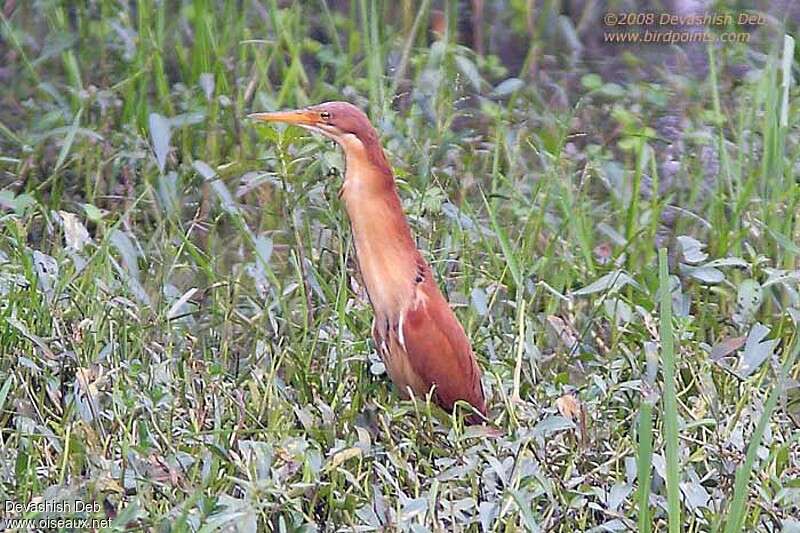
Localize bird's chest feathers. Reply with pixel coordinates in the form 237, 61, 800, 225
346, 201, 416, 313
340, 170, 417, 317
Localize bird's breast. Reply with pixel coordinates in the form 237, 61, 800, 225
352, 225, 416, 315
342, 190, 419, 318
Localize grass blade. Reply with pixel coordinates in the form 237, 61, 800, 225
659, 248, 681, 532
54, 108, 83, 174
481, 190, 523, 290
637, 389, 654, 533
723, 334, 800, 533
0, 375, 13, 415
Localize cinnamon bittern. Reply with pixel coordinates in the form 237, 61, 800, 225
250, 102, 486, 424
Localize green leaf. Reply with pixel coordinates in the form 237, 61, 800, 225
54, 108, 83, 173
581, 73, 603, 91
737, 323, 777, 377
573, 270, 639, 296
82, 203, 104, 222
455, 55, 481, 91
149, 112, 172, 173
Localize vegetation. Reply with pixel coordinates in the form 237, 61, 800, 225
0, 1, 798, 530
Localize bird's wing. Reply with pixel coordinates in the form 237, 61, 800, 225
399, 279, 486, 421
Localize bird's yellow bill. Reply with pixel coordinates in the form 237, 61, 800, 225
248, 110, 316, 126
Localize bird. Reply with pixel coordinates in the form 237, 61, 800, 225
250, 102, 486, 424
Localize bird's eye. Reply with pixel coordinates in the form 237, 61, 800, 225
320, 111, 331, 121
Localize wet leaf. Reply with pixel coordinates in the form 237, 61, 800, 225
510, 490, 540, 532
82, 203, 104, 222
471, 287, 488, 316
704, 257, 748, 268
199, 72, 215, 100
588, 519, 626, 532
531, 415, 575, 438
678, 235, 708, 264
167, 288, 197, 320
238, 440, 273, 481
573, 270, 639, 296
109, 229, 140, 280
455, 55, 481, 91
606, 482, 632, 512
0, 190, 36, 213
157, 171, 180, 215
253, 235, 273, 270
733, 279, 762, 326
32, 250, 58, 299
738, 323, 778, 377
400, 497, 427, 521
356, 503, 381, 527
599, 83, 625, 99
680, 480, 710, 510
149, 112, 171, 173
491, 77, 524, 97
680, 264, 725, 284
582, 73, 603, 90
169, 111, 205, 128
479, 501, 499, 532
604, 297, 633, 325
204, 495, 257, 533
782, 519, 800, 533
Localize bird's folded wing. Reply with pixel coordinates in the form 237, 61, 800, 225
400, 282, 486, 417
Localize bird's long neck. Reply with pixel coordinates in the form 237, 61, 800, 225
338, 139, 419, 317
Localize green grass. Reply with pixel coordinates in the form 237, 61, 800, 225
0, 1, 799, 531
659, 248, 680, 532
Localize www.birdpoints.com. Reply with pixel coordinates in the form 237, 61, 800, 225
602, 11, 763, 45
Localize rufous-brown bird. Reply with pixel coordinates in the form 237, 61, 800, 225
250, 102, 486, 424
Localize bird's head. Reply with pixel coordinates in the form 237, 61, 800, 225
249, 101, 375, 148
249, 101, 392, 181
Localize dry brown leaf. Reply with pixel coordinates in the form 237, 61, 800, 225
709, 336, 746, 361
556, 393, 581, 421
547, 315, 579, 352
327, 447, 362, 470
148, 454, 183, 487
59, 210, 91, 251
